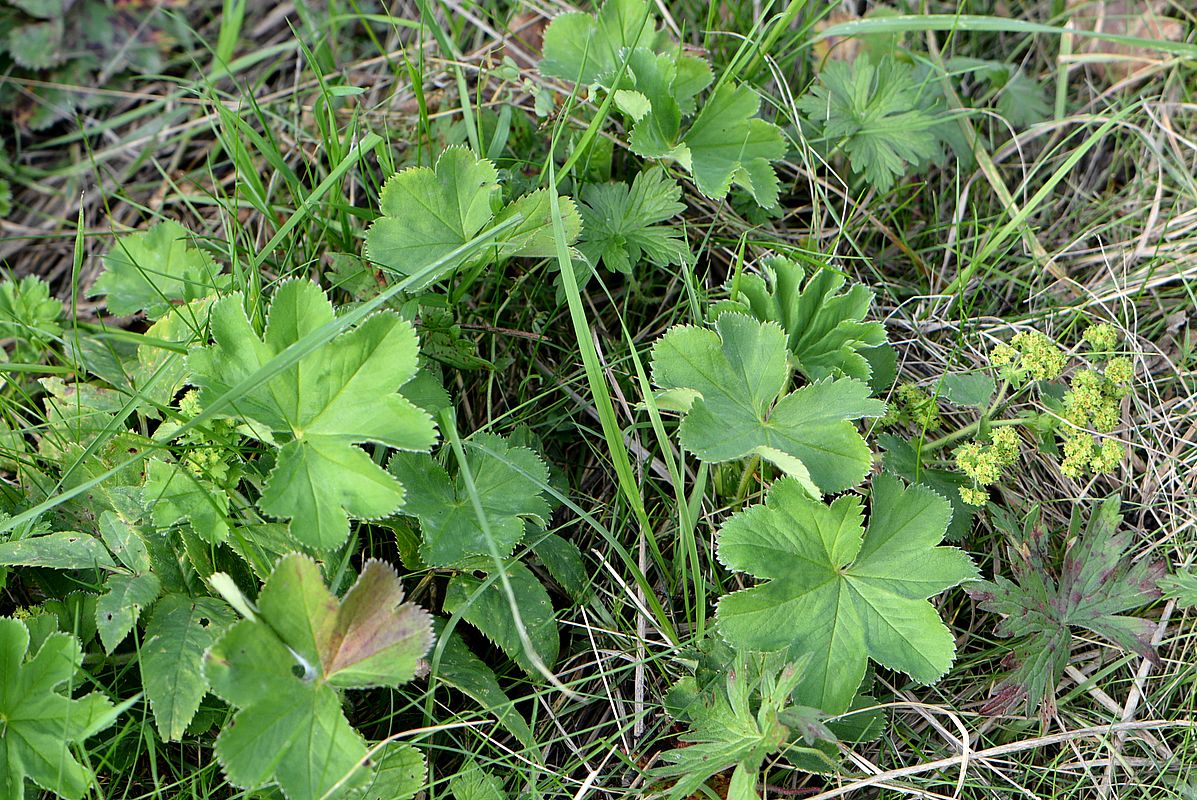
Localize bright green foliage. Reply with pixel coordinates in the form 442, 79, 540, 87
676, 82, 785, 207
388, 433, 551, 568
364, 147, 580, 289
140, 595, 235, 741
448, 762, 508, 800
204, 554, 433, 800
0, 618, 124, 800
96, 572, 160, 653
538, 0, 662, 85
968, 499, 1163, 715
948, 58, 1049, 128
713, 253, 889, 383
0, 275, 61, 352
651, 313, 884, 494
444, 561, 559, 676
577, 167, 688, 274
349, 742, 424, 800
655, 651, 828, 800
716, 475, 977, 713
189, 280, 437, 550
540, 0, 784, 207
143, 458, 230, 543
798, 56, 944, 192
91, 221, 227, 319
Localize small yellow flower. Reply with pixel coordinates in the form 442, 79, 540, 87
1083, 322, 1119, 354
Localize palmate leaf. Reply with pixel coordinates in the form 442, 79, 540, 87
716, 475, 977, 714
189, 279, 438, 551
714, 253, 889, 383
539, 0, 663, 85
677, 82, 786, 208
388, 432, 551, 568
91, 221, 228, 319
577, 166, 689, 275
203, 554, 433, 800
968, 499, 1164, 715
364, 147, 580, 290
0, 618, 125, 800
650, 313, 884, 494
798, 55, 944, 192
654, 651, 826, 800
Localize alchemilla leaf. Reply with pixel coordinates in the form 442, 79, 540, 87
203, 554, 433, 800
968, 498, 1164, 714
0, 618, 123, 800
364, 147, 580, 289
189, 279, 437, 550
716, 475, 977, 713
714, 253, 888, 383
388, 432, 551, 568
651, 313, 884, 493
91, 221, 228, 319
538, 0, 663, 85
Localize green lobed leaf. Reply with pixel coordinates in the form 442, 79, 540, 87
0, 618, 123, 800
91, 221, 228, 319
715, 253, 888, 383
677, 83, 786, 207
203, 554, 433, 799
433, 625, 536, 748
539, 0, 662, 85
388, 433, 551, 568
716, 475, 977, 714
189, 279, 438, 550
444, 561, 558, 676
651, 313, 884, 493
797, 55, 945, 192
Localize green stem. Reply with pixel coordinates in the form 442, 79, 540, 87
734, 454, 762, 503
921, 414, 1032, 455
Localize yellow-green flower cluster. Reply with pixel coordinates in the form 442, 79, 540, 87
992, 330, 1066, 383
954, 426, 1022, 506
880, 384, 943, 430
1082, 322, 1119, 355
1058, 357, 1132, 478
174, 389, 240, 486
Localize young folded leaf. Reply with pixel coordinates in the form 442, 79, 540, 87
203, 554, 433, 800
713, 253, 889, 383
968, 498, 1164, 715
0, 617, 125, 800
716, 475, 977, 714
650, 313, 884, 494
189, 279, 437, 550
